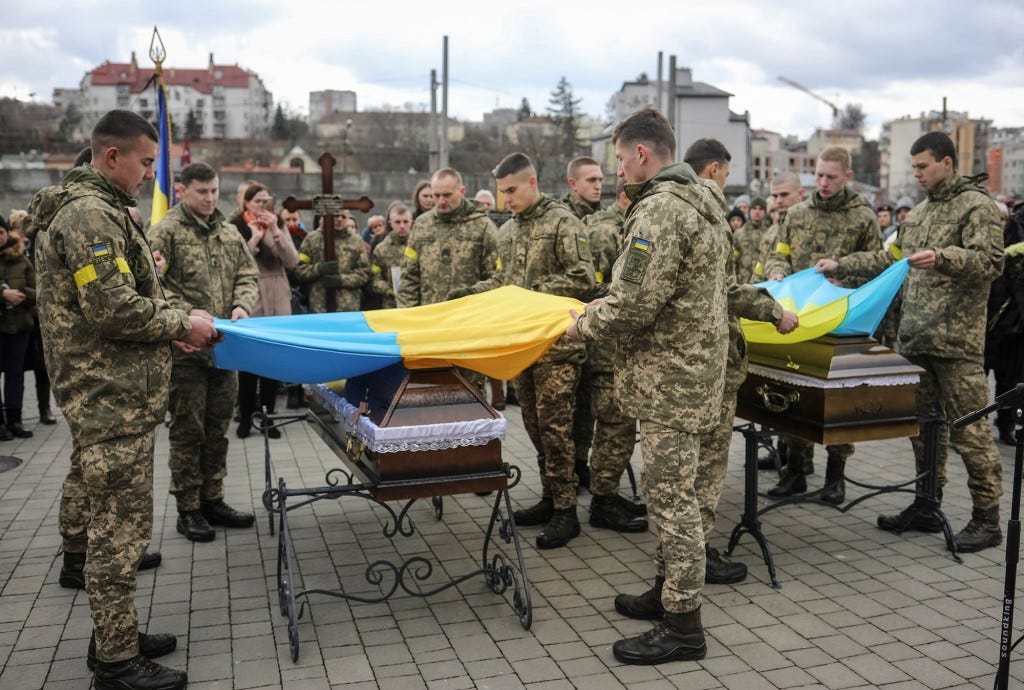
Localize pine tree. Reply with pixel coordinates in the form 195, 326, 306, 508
547, 76, 582, 160
271, 104, 290, 141
185, 108, 202, 139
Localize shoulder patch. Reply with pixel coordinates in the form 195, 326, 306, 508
621, 236, 652, 284
576, 233, 593, 261
404, 246, 419, 261
90, 243, 112, 260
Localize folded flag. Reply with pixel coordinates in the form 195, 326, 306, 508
212, 285, 583, 383
741, 259, 910, 344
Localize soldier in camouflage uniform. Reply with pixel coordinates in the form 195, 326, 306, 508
581, 183, 648, 533
733, 196, 769, 283
751, 172, 805, 283
569, 108, 728, 665
818, 132, 1005, 553
562, 157, 605, 493
764, 147, 882, 504
683, 138, 799, 585
456, 153, 594, 549
33, 110, 215, 689
294, 214, 372, 313
148, 162, 260, 543
370, 203, 413, 309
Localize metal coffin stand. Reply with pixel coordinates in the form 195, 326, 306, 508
730, 335, 960, 588
258, 366, 532, 661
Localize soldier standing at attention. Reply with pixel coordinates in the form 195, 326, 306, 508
733, 195, 769, 283
148, 162, 260, 542
456, 153, 595, 549
683, 137, 799, 585
294, 213, 372, 313
370, 203, 413, 309
568, 106, 729, 665
751, 172, 805, 283
33, 109, 216, 690
817, 132, 1005, 553
764, 147, 882, 504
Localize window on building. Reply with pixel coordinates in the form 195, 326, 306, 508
139, 98, 148, 108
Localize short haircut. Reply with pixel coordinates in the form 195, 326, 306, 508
431, 167, 463, 186
387, 203, 411, 218
474, 189, 495, 203
180, 162, 218, 187
73, 146, 92, 167
242, 182, 268, 203
612, 106, 675, 159
567, 156, 600, 180
770, 171, 802, 189
90, 109, 158, 161
818, 146, 852, 172
492, 152, 535, 179
682, 138, 731, 175
910, 131, 958, 168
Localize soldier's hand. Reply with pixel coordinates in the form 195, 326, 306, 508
153, 249, 167, 275
190, 308, 215, 320
769, 273, 785, 282
171, 339, 202, 354
566, 309, 583, 342
183, 315, 218, 349
815, 258, 839, 274
317, 260, 339, 276
908, 249, 936, 270
446, 287, 472, 301
320, 274, 344, 289
776, 310, 799, 334
230, 306, 248, 321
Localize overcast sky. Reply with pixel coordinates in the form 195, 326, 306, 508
3, 0, 1023, 141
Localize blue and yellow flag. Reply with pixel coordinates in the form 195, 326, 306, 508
211, 286, 583, 383
741, 259, 910, 344
150, 73, 173, 226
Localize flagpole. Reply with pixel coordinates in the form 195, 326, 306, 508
149, 26, 174, 225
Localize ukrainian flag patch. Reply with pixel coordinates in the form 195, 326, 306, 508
91, 244, 111, 258
632, 237, 651, 252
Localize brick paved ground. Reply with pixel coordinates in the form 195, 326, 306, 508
0, 384, 1020, 689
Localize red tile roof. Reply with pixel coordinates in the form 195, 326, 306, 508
88, 60, 252, 94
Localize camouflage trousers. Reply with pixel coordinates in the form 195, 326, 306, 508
572, 358, 596, 466
59, 442, 89, 554
694, 377, 742, 537
908, 354, 1002, 509
515, 358, 581, 510
785, 439, 854, 467
76, 432, 154, 662
168, 364, 237, 512
641, 420, 704, 614
587, 370, 638, 497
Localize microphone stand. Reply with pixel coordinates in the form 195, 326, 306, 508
954, 383, 1024, 690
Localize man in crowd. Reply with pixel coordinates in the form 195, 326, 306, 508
751, 172, 806, 283
34, 109, 216, 690
148, 162, 260, 543
568, 106, 728, 665
734, 196, 769, 283
455, 153, 594, 549
817, 131, 1005, 553
563, 156, 604, 220
294, 212, 372, 313
764, 147, 881, 504
370, 203, 413, 309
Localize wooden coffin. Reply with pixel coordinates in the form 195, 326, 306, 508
307, 365, 508, 500
736, 335, 923, 444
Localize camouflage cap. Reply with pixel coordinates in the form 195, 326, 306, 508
749, 196, 767, 210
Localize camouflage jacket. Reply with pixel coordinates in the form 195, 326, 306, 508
30, 165, 190, 443
733, 217, 769, 284
764, 187, 882, 287
837, 175, 1003, 361
576, 163, 729, 432
397, 199, 498, 307
468, 194, 595, 363
370, 232, 407, 309
582, 205, 627, 372
562, 193, 602, 220
752, 222, 780, 282
148, 203, 259, 367
294, 229, 372, 313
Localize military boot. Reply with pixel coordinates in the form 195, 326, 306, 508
513, 493, 553, 526
820, 448, 846, 506
877, 497, 943, 533
613, 493, 648, 516
612, 606, 707, 665
757, 437, 787, 470
589, 494, 648, 533
705, 545, 747, 584
87, 630, 177, 671
614, 576, 665, 620
767, 457, 807, 497
93, 655, 186, 690
953, 506, 1003, 553
536, 508, 580, 549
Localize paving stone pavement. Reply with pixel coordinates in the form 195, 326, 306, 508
0, 384, 1021, 689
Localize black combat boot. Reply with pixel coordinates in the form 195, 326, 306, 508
176, 510, 215, 542
820, 448, 846, 506
589, 494, 648, 533
614, 576, 665, 620
953, 506, 1002, 553
757, 437, 787, 470
38, 380, 57, 425
61, 551, 162, 589
767, 457, 807, 497
612, 606, 707, 665
6, 409, 31, 438
613, 493, 648, 516
87, 630, 177, 671
93, 654, 186, 690
705, 545, 747, 585
201, 500, 255, 528
877, 497, 943, 533
536, 508, 580, 549
513, 494, 553, 526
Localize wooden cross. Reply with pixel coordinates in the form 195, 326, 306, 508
282, 152, 373, 312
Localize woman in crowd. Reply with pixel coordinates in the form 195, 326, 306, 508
230, 183, 299, 439
0, 218, 37, 439
411, 180, 435, 219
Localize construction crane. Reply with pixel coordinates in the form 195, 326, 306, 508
777, 76, 841, 129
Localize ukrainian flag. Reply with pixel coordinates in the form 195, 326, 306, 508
150, 75, 173, 226
741, 259, 910, 344
211, 286, 583, 383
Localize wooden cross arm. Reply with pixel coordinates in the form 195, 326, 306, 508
282, 195, 375, 214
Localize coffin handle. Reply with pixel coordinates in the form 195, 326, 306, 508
757, 384, 800, 413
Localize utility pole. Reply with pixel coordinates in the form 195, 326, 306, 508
440, 35, 449, 169
429, 69, 439, 172
667, 55, 678, 133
